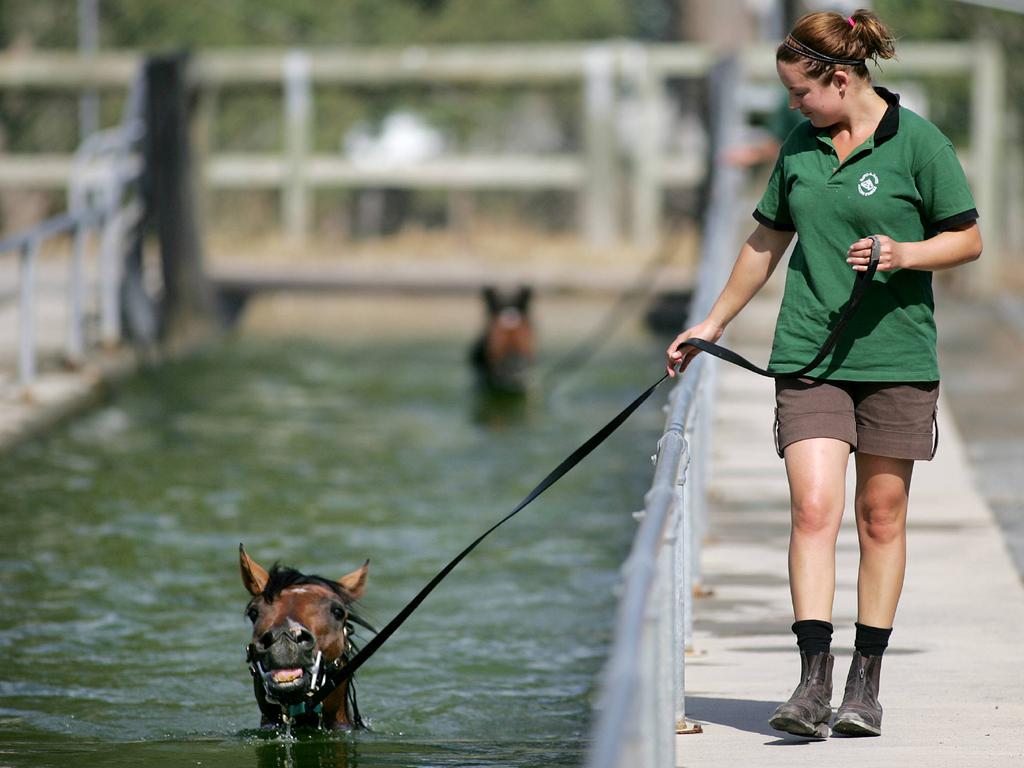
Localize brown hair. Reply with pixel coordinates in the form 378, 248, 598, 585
777, 8, 896, 82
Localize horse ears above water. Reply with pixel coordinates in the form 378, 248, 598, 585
482, 286, 500, 314
239, 543, 270, 596
482, 285, 533, 314
338, 559, 370, 600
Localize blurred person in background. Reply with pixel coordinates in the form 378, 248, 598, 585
666, 7, 982, 738
724, 90, 805, 168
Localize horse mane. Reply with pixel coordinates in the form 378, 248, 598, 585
260, 563, 352, 603
257, 563, 375, 729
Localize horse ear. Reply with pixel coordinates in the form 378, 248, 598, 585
239, 544, 270, 596
482, 286, 500, 314
515, 286, 533, 311
338, 559, 370, 600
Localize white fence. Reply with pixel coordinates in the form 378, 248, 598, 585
0, 41, 1006, 289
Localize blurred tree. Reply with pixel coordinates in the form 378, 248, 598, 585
874, 1, 1023, 135
627, 0, 682, 41
0, 0, 634, 49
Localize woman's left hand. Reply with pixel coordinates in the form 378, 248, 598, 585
847, 234, 903, 272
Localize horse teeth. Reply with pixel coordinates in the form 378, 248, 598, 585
271, 668, 303, 683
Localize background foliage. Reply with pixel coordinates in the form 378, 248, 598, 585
874, 0, 1024, 146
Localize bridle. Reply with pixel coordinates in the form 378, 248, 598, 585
245, 605, 363, 726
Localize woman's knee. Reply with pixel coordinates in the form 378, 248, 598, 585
791, 493, 842, 536
856, 493, 907, 545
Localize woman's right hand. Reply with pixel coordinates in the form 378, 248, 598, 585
665, 319, 725, 377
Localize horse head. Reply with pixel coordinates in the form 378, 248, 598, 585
240, 544, 371, 729
471, 285, 535, 394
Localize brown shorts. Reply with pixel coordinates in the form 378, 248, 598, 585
773, 378, 940, 461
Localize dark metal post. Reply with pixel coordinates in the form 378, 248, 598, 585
142, 52, 220, 344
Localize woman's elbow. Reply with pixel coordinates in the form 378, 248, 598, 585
954, 223, 983, 264
966, 229, 983, 262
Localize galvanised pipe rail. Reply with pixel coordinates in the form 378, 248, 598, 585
584, 55, 743, 768
1, 209, 99, 392
0, 78, 144, 397
585, 356, 705, 768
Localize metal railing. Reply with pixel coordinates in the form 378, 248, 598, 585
0, 72, 145, 396
584, 56, 744, 768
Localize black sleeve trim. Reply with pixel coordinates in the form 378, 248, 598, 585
753, 209, 796, 232
931, 208, 979, 232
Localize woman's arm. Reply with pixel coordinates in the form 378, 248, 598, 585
846, 221, 982, 273
665, 224, 795, 376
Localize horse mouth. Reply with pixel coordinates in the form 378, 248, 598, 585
253, 655, 322, 703
269, 667, 306, 688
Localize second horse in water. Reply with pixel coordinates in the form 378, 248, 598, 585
470, 286, 535, 396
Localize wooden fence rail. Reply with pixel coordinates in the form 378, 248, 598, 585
0, 41, 1006, 289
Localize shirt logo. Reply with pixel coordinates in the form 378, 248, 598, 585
857, 172, 880, 197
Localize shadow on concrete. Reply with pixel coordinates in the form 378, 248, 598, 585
685, 696, 830, 744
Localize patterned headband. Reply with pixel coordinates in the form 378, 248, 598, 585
783, 35, 865, 67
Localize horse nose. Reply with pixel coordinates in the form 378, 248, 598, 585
255, 629, 277, 651
253, 621, 316, 653
290, 625, 315, 649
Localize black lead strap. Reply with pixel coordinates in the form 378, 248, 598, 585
308, 372, 668, 704
680, 236, 880, 379
306, 237, 880, 705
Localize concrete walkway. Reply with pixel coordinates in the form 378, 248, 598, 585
676, 288, 1024, 766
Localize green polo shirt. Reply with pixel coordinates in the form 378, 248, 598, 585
754, 87, 978, 381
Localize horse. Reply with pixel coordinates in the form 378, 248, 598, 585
469, 285, 535, 395
240, 545, 373, 730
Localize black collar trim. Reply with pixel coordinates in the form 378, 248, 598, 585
814, 86, 900, 146
874, 86, 900, 143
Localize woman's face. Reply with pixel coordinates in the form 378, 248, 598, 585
776, 59, 844, 128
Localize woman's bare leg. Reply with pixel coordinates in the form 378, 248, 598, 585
783, 437, 851, 621
853, 452, 914, 627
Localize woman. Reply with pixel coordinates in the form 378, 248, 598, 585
666, 9, 981, 738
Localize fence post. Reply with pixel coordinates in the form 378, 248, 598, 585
143, 52, 219, 343
657, 541, 676, 766
675, 433, 702, 736
622, 44, 662, 250
681, 425, 696, 655
66, 219, 88, 365
639, 590, 659, 767
18, 240, 39, 395
968, 39, 1004, 294
99, 184, 123, 346
582, 45, 618, 247
283, 50, 312, 245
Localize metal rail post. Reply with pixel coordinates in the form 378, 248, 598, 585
18, 240, 39, 394
969, 39, 1005, 294
99, 181, 123, 347
67, 220, 88, 365
656, 537, 676, 763
621, 43, 662, 249
283, 50, 312, 245
582, 45, 618, 247
670, 436, 688, 730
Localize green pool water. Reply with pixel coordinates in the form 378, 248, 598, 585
0, 313, 668, 767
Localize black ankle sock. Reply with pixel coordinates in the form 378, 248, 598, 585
854, 622, 893, 657
792, 619, 833, 656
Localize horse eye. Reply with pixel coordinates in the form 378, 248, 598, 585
330, 604, 347, 621
246, 606, 259, 623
